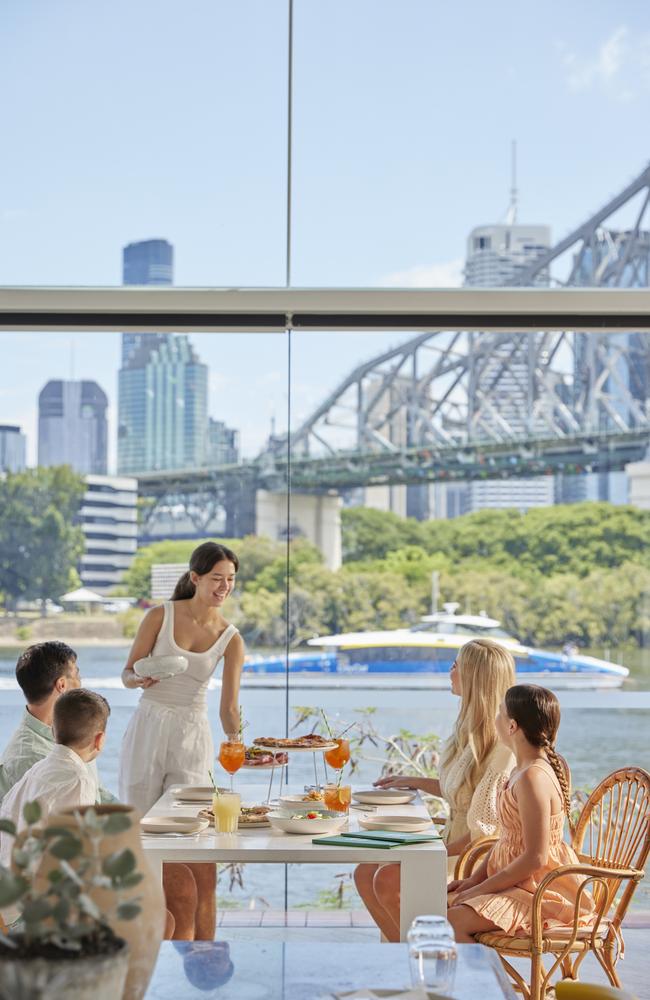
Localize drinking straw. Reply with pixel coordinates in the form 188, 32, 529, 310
208, 770, 220, 797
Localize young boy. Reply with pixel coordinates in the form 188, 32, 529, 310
0, 689, 111, 869
0, 642, 114, 805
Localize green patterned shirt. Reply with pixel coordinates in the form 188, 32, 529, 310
0, 708, 116, 806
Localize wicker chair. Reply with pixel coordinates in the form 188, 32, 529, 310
452, 767, 650, 1000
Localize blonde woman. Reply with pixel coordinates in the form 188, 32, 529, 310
353, 638, 516, 942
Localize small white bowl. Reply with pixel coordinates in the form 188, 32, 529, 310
268, 810, 347, 835
171, 785, 226, 802
134, 654, 188, 680
278, 794, 326, 814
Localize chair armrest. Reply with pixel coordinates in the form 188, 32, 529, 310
453, 835, 498, 880
530, 862, 644, 949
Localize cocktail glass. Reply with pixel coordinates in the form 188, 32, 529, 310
218, 734, 245, 791
323, 783, 351, 813
324, 738, 351, 770
213, 792, 241, 833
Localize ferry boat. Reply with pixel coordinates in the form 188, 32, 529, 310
243, 608, 629, 690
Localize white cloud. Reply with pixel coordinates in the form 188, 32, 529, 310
380, 257, 464, 288
557, 26, 650, 101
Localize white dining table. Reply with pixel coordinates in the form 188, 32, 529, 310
141, 784, 447, 942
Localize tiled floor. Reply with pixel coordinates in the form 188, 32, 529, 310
216, 910, 650, 998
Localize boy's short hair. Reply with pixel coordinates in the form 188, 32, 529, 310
15, 641, 77, 704
53, 689, 110, 748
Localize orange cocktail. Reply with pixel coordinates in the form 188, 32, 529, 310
324, 738, 351, 770
323, 783, 351, 813
218, 735, 245, 791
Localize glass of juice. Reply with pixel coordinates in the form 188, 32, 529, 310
324, 738, 351, 770
218, 734, 245, 791
323, 783, 352, 813
213, 792, 241, 833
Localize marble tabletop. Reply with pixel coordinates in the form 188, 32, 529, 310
145, 940, 516, 1000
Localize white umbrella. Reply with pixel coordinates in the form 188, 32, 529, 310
59, 587, 106, 604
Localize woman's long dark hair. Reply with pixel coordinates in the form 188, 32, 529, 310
505, 684, 571, 815
171, 542, 239, 601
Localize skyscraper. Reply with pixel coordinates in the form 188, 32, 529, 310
121, 239, 173, 366
460, 217, 554, 514
118, 335, 208, 474
118, 237, 209, 473
38, 380, 108, 474
0, 424, 26, 472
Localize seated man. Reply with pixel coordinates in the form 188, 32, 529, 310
0, 641, 115, 805
0, 688, 110, 867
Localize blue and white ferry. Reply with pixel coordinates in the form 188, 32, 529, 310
243, 609, 629, 690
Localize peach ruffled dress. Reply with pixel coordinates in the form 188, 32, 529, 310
457, 759, 595, 937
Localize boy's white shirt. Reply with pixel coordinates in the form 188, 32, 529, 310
0, 743, 99, 870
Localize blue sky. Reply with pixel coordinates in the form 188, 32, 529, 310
1, 0, 649, 465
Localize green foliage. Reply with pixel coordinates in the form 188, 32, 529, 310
0, 466, 85, 608
118, 607, 143, 638
0, 806, 143, 952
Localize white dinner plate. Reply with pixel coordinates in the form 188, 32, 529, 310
133, 654, 188, 680
352, 789, 417, 806
140, 815, 210, 835
358, 813, 435, 833
171, 785, 225, 802
268, 810, 347, 835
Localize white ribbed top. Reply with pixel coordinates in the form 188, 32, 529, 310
141, 601, 238, 709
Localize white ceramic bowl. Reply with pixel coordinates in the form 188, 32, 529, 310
134, 654, 188, 680
278, 794, 326, 814
352, 789, 417, 806
268, 810, 347, 835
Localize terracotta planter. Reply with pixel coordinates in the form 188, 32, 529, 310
51, 804, 166, 1000
0, 938, 128, 1000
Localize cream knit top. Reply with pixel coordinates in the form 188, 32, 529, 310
438, 742, 514, 845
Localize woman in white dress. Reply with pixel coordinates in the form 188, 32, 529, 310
354, 638, 516, 942
119, 541, 244, 941
119, 541, 244, 813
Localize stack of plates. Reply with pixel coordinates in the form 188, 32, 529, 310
171, 785, 226, 802
358, 814, 434, 833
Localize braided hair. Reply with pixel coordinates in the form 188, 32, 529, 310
505, 684, 571, 816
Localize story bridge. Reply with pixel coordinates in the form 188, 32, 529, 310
137, 164, 650, 554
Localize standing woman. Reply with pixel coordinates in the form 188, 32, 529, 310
119, 542, 244, 814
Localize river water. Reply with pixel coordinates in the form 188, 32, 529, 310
1, 645, 649, 910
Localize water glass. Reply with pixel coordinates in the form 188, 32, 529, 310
408, 922, 457, 995
409, 914, 454, 938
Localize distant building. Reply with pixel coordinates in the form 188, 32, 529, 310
79, 475, 138, 593
0, 424, 27, 472
206, 418, 240, 466
464, 223, 551, 287
38, 380, 108, 474
121, 238, 173, 367
118, 335, 209, 474
150, 563, 187, 601
118, 238, 209, 474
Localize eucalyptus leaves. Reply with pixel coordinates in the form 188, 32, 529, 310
0, 802, 141, 954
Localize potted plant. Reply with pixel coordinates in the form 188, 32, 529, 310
0, 801, 142, 1000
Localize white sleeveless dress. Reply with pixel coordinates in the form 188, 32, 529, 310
119, 601, 239, 813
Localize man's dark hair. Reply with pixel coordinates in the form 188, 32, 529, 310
15, 641, 78, 704
53, 689, 110, 748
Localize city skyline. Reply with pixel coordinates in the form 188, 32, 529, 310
2, 1, 650, 470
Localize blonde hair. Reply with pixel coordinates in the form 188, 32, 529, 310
439, 638, 516, 804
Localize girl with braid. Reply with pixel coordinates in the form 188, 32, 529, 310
447, 684, 595, 942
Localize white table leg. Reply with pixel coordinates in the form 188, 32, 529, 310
398, 849, 447, 942
145, 849, 164, 885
